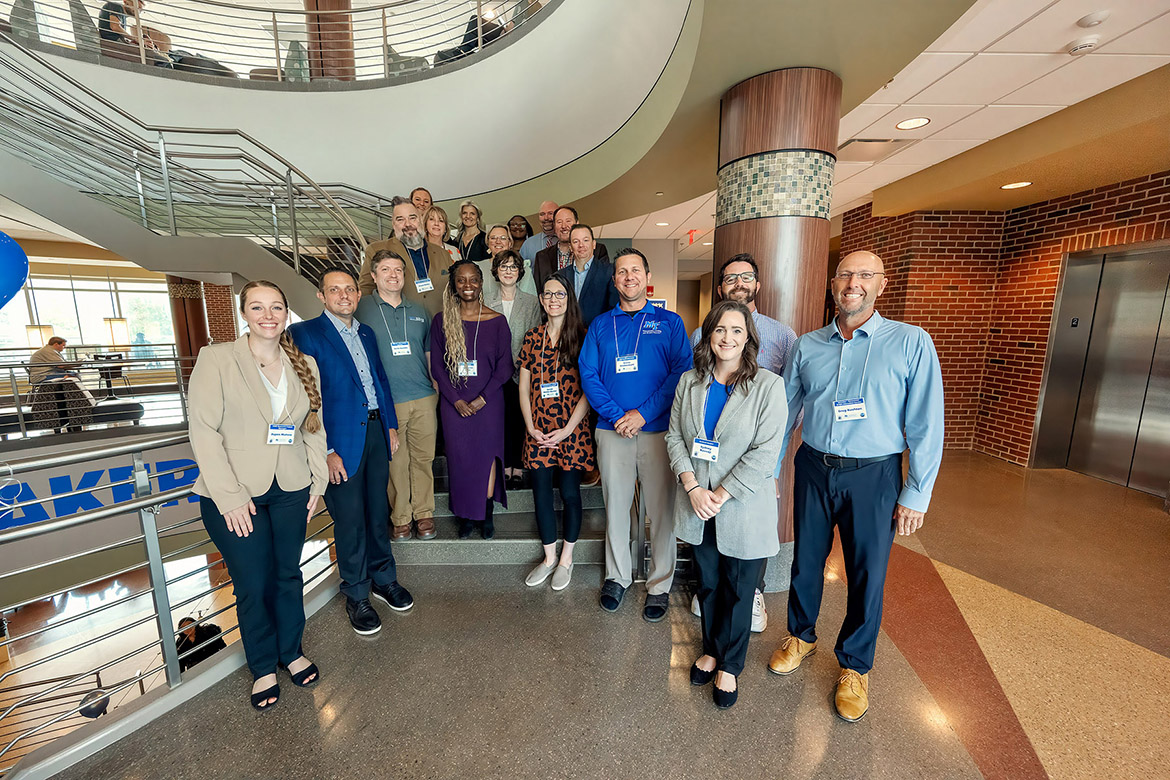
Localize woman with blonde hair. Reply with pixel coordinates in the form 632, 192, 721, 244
424, 204, 462, 265
456, 200, 490, 266
188, 280, 328, 710
429, 261, 513, 539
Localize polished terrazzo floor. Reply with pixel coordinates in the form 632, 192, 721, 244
52, 452, 1170, 780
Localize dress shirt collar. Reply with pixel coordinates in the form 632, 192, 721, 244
324, 308, 360, 335
616, 300, 656, 318
830, 309, 885, 341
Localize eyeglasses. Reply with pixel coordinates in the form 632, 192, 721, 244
722, 272, 757, 284
833, 271, 885, 281
488, 235, 511, 243
497, 264, 519, 272
541, 291, 567, 300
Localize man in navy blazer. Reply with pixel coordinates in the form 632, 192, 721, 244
559, 224, 619, 327
288, 266, 414, 636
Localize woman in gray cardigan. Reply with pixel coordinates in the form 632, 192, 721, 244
485, 249, 542, 488
665, 300, 788, 710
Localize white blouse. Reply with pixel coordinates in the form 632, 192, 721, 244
258, 364, 288, 421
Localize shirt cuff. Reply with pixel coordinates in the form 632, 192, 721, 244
326, 448, 335, 455
897, 486, 931, 514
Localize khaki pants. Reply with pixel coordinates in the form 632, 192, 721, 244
387, 395, 438, 527
596, 429, 676, 595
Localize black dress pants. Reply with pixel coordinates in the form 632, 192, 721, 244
530, 466, 583, 545
692, 519, 766, 676
787, 444, 901, 674
323, 420, 398, 601
201, 480, 309, 680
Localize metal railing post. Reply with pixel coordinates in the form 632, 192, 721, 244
375, 201, 383, 238
8, 370, 27, 439
157, 133, 177, 236
132, 150, 149, 229
272, 13, 284, 82
476, 0, 484, 52
134, 451, 182, 688
286, 170, 301, 276
270, 188, 281, 253
381, 8, 390, 80
134, 13, 147, 65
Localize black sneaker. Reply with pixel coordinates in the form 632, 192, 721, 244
599, 579, 626, 613
346, 597, 382, 635
371, 581, 414, 612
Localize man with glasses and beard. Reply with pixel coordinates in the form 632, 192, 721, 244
687, 253, 797, 632
359, 196, 453, 317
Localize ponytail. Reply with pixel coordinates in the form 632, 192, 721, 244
279, 331, 322, 434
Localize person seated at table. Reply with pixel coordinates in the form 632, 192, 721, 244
176, 616, 228, 673
28, 337, 80, 384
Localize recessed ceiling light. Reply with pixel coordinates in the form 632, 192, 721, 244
701, 242, 713, 246
1000, 181, 1033, 190
655, 191, 664, 196
895, 117, 930, 131
655, 222, 669, 226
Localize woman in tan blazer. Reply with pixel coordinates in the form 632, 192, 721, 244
666, 300, 787, 710
189, 280, 328, 711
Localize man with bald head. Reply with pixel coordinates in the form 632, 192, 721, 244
766, 250, 943, 723
519, 200, 559, 264
359, 196, 451, 316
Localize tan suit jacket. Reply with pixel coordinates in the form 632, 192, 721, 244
359, 237, 453, 317
189, 335, 329, 514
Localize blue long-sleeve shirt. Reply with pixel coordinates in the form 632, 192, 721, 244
778, 310, 944, 512
579, 302, 693, 433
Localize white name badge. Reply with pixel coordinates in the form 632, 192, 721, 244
415, 277, 434, 293
833, 397, 868, 422
267, 424, 296, 445
457, 360, 478, 377
691, 437, 719, 462
540, 382, 560, 399
616, 354, 639, 374
390, 341, 412, 357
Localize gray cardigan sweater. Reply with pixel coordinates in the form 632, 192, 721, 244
665, 368, 788, 560
484, 287, 542, 381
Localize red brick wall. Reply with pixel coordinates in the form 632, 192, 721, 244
840, 205, 1004, 449
977, 170, 1170, 463
202, 283, 238, 344
838, 169, 1170, 465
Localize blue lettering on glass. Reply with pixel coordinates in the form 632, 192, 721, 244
49, 470, 105, 517
156, 459, 200, 507
0, 481, 49, 529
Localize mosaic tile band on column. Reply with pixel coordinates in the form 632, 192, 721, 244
716, 150, 835, 226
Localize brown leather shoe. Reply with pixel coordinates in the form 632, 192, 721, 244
767, 636, 816, 675
391, 523, 412, 541
834, 669, 869, 722
415, 518, 437, 540
581, 467, 601, 487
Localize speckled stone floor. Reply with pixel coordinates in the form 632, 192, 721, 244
44, 451, 1170, 779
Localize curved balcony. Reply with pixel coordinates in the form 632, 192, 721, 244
0, 0, 549, 86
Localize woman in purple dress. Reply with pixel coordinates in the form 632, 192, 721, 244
430, 260, 513, 539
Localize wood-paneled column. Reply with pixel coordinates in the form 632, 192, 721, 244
714, 68, 841, 582
305, 0, 356, 81
167, 276, 210, 385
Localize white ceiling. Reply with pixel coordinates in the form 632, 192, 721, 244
597, 0, 1170, 264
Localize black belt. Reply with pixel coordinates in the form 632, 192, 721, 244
805, 445, 897, 470
367, 408, 380, 420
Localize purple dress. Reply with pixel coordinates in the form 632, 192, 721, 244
430, 313, 512, 521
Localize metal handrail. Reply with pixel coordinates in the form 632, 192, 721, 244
1, 432, 188, 477
2, 0, 547, 85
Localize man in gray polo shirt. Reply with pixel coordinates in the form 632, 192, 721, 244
356, 249, 439, 541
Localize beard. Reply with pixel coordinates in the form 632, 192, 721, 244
400, 231, 425, 250
727, 287, 756, 305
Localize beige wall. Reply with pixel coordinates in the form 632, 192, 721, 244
677, 280, 701, 335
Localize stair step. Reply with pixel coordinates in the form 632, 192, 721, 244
393, 514, 605, 565
431, 485, 604, 518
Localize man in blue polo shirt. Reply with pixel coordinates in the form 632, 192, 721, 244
580, 248, 692, 622
766, 250, 943, 723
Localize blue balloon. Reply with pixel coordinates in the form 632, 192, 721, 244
0, 231, 30, 312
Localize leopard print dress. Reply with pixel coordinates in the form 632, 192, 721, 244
517, 324, 595, 471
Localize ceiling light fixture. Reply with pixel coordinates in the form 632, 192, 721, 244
655, 191, 664, 196
1077, 11, 1110, 28
1000, 181, 1033, 190
655, 222, 669, 226
701, 242, 713, 246
895, 117, 930, 131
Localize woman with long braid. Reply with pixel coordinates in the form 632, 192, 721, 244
429, 261, 513, 539
189, 280, 328, 711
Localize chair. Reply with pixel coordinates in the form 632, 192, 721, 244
92, 353, 130, 399
68, 0, 100, 55
8, 0, 38, 40
383, 42, 428, 78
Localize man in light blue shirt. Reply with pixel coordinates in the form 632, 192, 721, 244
766, 250, 943, 724
519, 200, 558, 264
687, 252, 797, 632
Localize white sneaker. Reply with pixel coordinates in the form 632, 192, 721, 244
751, 589, 767, 633
690, 593, 701, 617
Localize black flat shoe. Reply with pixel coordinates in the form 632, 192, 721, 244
250, 682, 280, 711
458, 518, 474, 539
481, 519, 495, 539
713, 682, 738, 710
289, 662, 319, 688
690, 664, 715, 686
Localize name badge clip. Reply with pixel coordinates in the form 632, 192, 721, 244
267, 424, 296, 445
833, 397, 867, 422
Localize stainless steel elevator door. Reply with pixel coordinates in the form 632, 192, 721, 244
1067, 251, 1170, 490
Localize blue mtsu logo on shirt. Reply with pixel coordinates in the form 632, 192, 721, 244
642, 320, 663, 335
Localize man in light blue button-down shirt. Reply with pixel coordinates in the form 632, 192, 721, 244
767, 250, 943, 724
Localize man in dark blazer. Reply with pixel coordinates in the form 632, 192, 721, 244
358, 198, 452, 317
533, 205, 609, 298
560, 224, 619, 327
288, 266, 414, 636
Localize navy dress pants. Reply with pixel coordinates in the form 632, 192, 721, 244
787, 444, 901, 674
692, 520, 766, 676
323, 419, 397, 601
201, 480, 309, 680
